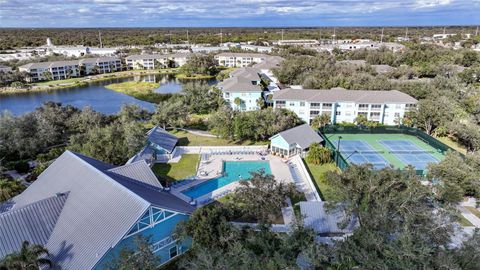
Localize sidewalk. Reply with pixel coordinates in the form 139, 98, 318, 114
458, 206, 480, 228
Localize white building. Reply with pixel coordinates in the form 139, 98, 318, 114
337, 42, 405, 52
215, 53, 267, 67
125, 53, 191, 70
239, 45, 274, 53
272, 88, 417, 125
19, 57, 121, 82
47, 46, 119, 57
276, 39, 320, 47
217, 67, 264, 111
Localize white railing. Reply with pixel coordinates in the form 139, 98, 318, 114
291, 155, 322, 201
151, 236, 176, 253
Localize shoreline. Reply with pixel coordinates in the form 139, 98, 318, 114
104, 81, 173, 104
0, 68, 179, 95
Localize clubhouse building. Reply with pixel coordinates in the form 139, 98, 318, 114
0, 151, 194, 269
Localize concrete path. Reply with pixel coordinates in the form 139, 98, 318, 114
281, 198, 295, 231
458, 206, 480, 228
178, 128, 217, 138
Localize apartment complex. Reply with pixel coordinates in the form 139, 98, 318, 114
215, 53, 267, 67
19, 57, 121, 82
217, 67, 264, 111
272, 88, 417, 125
125, 53, 191, 70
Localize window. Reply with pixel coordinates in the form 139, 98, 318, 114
169, 246, 178, 259
394, 113, 400, 118
358, 104, 369, 110
371, 104, 382, 109
289, 102, 295, 106
322, 103, 332, 108
336, 111, 341, 115
300, 102, 305, 106
311, 102, 321, 108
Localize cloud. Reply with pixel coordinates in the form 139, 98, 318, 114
415, 0, 452, 9
0, 0, 478, 27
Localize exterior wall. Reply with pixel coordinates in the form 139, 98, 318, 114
126, 56, 187, 70
223, 91, 262, 111
94, 208, 190, 269
20, 59, 121, 82
273, 99, 415, 125
217, 56, 266, 67
270, 135, 302, 157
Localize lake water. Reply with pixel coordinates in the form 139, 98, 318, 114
0, 74, 217, 115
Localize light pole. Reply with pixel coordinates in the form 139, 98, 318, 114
336, 136, 343, 166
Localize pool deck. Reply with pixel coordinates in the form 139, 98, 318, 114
169, 153, 318, 206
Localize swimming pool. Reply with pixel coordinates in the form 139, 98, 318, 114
182, 161, 271, 199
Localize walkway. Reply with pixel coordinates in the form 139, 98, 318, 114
458, 205, 480, 228
178, 128, 217, 138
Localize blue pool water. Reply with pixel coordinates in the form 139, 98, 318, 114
182, 161, 271, 199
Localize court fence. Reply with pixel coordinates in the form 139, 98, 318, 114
318, 125, 456, 175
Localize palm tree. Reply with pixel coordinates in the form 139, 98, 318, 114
311, 114, 331, 129
0, 241, 52, 269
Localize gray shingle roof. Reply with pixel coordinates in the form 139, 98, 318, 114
218, 76, 263, 92
0, 150, 193, 270
252, 56, 284, 70
147, 126, 178, 153
273, 88, 418, 104
0, 194, 68, 258
271, 124, 323, 149
229, 67, 261, 81
215, 52, 267, 58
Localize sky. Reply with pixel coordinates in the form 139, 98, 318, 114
0, 0, 479, 28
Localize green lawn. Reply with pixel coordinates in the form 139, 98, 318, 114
465, 206, 480, 219
175, 73, 215, 79
436, 136, 467, 154
105, 81, 172, 103
151, 154, 199, 182
303, 161, 340, 201
32, 77, 85, 86
169, 130, 268, 146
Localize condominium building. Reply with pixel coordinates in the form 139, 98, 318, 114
19, 57, 121, 82
125, 53, 191, 70
272, 88, 417, 125
217, 67, 264, 111
215, 53, 267, 67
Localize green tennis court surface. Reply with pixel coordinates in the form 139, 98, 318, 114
326, 133, 445, 170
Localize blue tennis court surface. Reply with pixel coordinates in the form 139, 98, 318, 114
379, 140, 439, 170
333, 140, 389, 169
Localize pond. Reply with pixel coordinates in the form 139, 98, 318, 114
0, 74, 217, 115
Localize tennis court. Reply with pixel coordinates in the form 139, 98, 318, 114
326, 133, 445, 172
331, 140, 389, 169
379, 140, 439, 170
